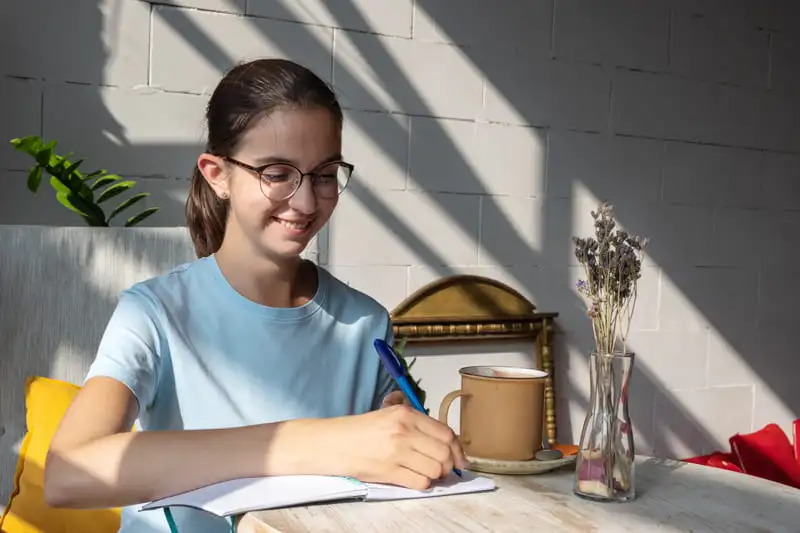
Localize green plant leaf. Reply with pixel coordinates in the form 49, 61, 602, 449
55, 191, 88, 217
64, 158, 84, 176
27, 166, 43, 192
124, 207, 158, 227
96, 180, 135, 203
35, 140, 57, 166
49, 176, 71, 194
10, 136, 42, 155
89, 175, 119, 191
83, 169, 106, 180
107, 192, 149, 222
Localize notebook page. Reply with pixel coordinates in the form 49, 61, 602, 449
140, 475, 367, 517
364, 470, 496, 501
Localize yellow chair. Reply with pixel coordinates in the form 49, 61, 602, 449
0, 376, 121, 533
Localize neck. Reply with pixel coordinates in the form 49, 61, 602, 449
213, 233, 314, 309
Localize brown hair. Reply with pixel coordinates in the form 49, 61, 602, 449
186, 58, 343, 258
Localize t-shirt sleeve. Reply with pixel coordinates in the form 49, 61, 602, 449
371, 313, 400, 410
84, 288, 162, 412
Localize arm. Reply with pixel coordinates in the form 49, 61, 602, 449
44, 376, 333, 508
45, 382, 466, 508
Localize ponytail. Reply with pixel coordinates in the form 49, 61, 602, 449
185, 166, 228, 258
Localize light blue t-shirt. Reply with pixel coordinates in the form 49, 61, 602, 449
84, 255, 396, 533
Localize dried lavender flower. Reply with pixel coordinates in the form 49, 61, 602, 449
573, 202, 648, 357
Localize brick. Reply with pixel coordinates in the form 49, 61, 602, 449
671, 0, 799, 32
43, 84, 207, 178
762, 153, 800, 210
612, 70, 799, 152
760, 211, 800, 271
484, 57, 608, 131
629, 329, 708, 390
709, 208, 768, 269
670, 10, 769, 88
0, 77, 42, 171
758, 272, 799, 332
409, 119, 543, 196
3, 0, 149, 86
149, 0, 245, 13
706, 331, 758, 387
334, 32, 482, 119
479, 197, 544, 266
658, 267, 758, 333
653, 385, 753, 458
324, 265, 408, 310
753, 374, 798, 438
327, 188, 479, 266
413, 0, 552, 57
126, 176, 191, 227
476, 123, 546, 197
770, 32, 800, 93
408, 117, 480, 194
247, 0, 413, 38
662, 142, 764, 208
553, 0, 669, 70
151, 6, 333, 94
343, 111, 409, 191
546, 131, 662, 204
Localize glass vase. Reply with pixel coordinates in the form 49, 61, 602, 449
574, 351, 636, 502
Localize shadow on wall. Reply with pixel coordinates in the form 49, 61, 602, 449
2, 0, 796, 486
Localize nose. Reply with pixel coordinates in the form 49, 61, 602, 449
287, 175, 317, 215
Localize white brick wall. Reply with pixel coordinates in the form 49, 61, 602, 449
1, 0, 798, 459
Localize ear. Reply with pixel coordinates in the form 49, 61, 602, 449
197, 153, 230, 200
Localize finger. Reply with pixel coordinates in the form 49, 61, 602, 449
407, 432, 453, 476
406, 411, 468, 471
385, 465, 434, 491
410, 411, 459, 446
381, 391, 407, 408
449, 437, 469, 470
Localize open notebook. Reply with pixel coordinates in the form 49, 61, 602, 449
140, 471, 495, 517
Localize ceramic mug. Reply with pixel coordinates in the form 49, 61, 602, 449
438, 366, 548, 461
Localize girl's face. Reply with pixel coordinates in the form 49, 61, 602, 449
203, 106, 343, 263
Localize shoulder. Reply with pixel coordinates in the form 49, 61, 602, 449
317, 265, 391, 326
118, 256, 212, 314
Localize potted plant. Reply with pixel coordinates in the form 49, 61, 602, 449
572, 202, 648, 502
10, 135, 158, 227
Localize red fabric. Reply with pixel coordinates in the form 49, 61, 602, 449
730, 423, 800, 489
682, 420, 800, 490
684, 452, 743, 473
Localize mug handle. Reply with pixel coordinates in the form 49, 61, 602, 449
438, 389, 472, 445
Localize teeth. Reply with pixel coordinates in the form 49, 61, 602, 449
276, 218, 309, 230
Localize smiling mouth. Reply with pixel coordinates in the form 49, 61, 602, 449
273, 217, 312, 231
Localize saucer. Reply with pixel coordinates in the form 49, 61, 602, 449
466, 453, 577, 475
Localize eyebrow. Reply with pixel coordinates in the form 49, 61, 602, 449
252, 153, 343, 167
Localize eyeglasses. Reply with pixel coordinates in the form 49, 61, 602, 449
223, 157, 354, 201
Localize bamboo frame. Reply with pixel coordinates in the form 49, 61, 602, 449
390, 275, 561, 445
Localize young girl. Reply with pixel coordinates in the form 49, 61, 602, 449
44, 58, 466, 533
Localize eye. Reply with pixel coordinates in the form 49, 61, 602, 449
261, 165, 297, 183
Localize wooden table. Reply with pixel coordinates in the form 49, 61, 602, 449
238, 457, 800, 532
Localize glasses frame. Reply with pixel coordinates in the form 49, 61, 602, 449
223, 156, 354, 201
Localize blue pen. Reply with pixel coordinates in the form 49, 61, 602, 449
373, 339, 463, 477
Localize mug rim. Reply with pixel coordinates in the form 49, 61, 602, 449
459, 365, 548, 381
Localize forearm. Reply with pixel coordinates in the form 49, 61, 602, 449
45, 418, 328, 509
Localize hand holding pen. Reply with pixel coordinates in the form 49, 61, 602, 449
374, 339, 464, 478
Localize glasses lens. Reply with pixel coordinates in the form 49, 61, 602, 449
259, 164, 301, 200
314, 163, 352, 198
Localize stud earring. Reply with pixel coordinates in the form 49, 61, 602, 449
220, 192, 229, 199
